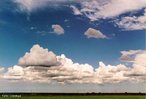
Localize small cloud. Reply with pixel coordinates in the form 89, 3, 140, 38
52, 24, 64, 35
84, 28, 107, 39
120, 50, 143, 62
70, 5, 82, 15
64, 19, 69, 22
30, 27, 37, 30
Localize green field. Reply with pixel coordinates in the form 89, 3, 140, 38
0, 95, 145, 99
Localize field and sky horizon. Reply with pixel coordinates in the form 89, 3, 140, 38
0, 0, 146, 94
0, 95, 146, 99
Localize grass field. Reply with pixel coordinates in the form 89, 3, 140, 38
0, 95, 145, 99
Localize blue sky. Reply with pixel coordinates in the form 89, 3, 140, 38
0, 0, 146, 92
0, 1, 145, 67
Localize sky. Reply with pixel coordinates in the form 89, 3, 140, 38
0, 0, 146, 93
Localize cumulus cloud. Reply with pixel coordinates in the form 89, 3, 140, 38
71, 0, 146, 21
18, 44, 58, 66
52, 24, 64, 35
84, 28, 107, 39
120, 50, 143, 62
2, 45, 146, 84
116, 9, 146, 30
0, 67, 4, 72
94, 62, 130, 83
124, 51, 146, 82
0, 67, 4, 78
4, 65, 24, 80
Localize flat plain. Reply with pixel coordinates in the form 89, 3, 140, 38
0, 95, 145, 99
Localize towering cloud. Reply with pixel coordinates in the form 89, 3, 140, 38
84, 28, 107, 39
18, 44, 58, 66
2, 45, 146, 84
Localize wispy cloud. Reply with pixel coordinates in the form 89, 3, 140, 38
120, 50, 143, 62
116, 9, 146, 30
70, 5, 82, 15
13, 0, 146, 31
72, 0, 146, 21
13, 0, 80, 13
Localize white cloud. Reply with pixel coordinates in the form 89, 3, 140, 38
72, 0, 146, 21
84, 28, 107, 39
0, 67, 4, 78
116, 9, 146, 30
14, 0, 65, 13
18, 44, 58, 66
95, 62, 130, 83
0, 67, 4, 72
52, 24, 64, 35
120, 50, 143, 62
2, 45, 146, 84
14, 0, 49, 13
14, 0, 146, 19
132, 51, 146, 74
124, 51, 146, 82
4, 65, 24, 80
14, 0, 81, 13
70, 5, 82, 15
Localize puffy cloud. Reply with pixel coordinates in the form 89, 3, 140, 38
0, 67, 4, 72
2, 45, 146, 84
116, 9, 146, 30
3, 65, 24, 80
18, 44, 58, 66
0, 67, 4, 78
72, 0, 146, 21
120, 50, 143, 62
84, 28, 107, 39
52, 24, 64, 35
95, 62, 130, 83
123, 51, 146, 82
134, 51, 146, 68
